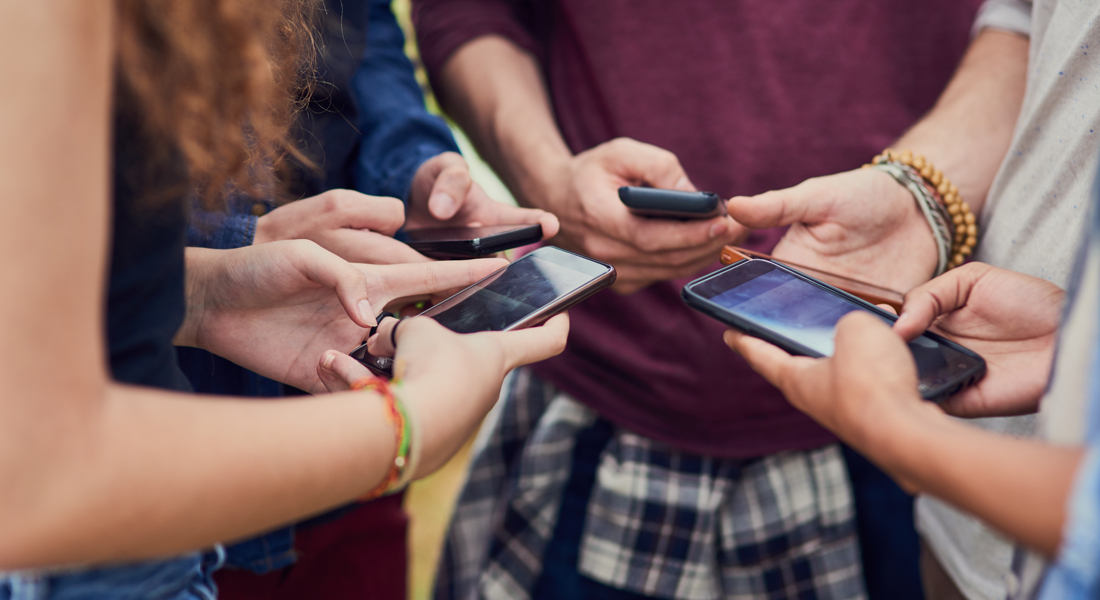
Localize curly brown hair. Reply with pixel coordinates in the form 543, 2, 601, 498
115, 0, 320, 206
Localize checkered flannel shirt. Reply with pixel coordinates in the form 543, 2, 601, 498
435, 368, 866, 600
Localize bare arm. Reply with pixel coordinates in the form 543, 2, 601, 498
893, 29, 1029, 214
432, 36, 743, 293
0, 4, 564, 569
871, 401, 1080, 556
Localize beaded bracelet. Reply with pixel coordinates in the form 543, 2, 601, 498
351, 375, 420, 500
864, 149, 978, 270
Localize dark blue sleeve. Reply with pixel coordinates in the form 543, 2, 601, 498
187, 196, 268, 250
351, 0, 460, 202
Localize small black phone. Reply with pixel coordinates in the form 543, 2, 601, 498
351, 246, 616, 376
404, 224, 543, 259
618, 186, 726, 219
682, 258, 986, 401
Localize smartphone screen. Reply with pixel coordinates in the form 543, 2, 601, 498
420, 246, 614, 333
684, 259, 985, 399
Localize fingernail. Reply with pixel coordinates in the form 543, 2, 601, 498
321, 351, 336, 370
431, 193, 456, 217
674, 176, 692, 191
358, 300, 377, 326
709, 221, 728, 239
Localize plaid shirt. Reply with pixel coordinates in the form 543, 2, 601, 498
436, 368, 866, 600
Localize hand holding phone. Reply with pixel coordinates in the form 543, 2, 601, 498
351, 246, 615, 376
683, 258, 985, 401
619, 187, 727, 219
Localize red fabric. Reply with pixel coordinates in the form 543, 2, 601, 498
214, 496, 407, 600
413, 0, 984, 458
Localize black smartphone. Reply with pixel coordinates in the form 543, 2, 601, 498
618, 186, 726, 219
351, 246, 616, 376
681, 258, 986, 401
404, 224, 543, 259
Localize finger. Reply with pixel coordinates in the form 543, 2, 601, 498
366, 316, 401, 357
289, 240, 377, 328
320, 190, 407, 236
317, 350, 372, 393
602, 138, 697, 191
833, 311, 917, 388
366, 258, 507, 304
895, 264, 987, 340
428, 157, 474, 221
625, 215, 741, 253
725, 177, 838, 229
877, 303, 898, 316
487, 313, 571, 370
460, 183, 562, 239
327, 229, 431, 265
722, 329, 804, 390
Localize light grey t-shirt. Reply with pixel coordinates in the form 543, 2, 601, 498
916, 1, 1100, 598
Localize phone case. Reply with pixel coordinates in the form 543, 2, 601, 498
682, 259, 985, 402
405, 224, 543, 259
720, 245, 904, 311
618, 187, 726, 219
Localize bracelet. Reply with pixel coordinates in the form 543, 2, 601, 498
864, 149, 978, 270
869, 162, 953, 276
351, 375, 420, 500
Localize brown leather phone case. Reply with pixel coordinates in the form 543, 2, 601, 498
720, 245, 904, 311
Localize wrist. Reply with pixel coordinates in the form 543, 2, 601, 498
489, 110, 573, 211
854, 397, 947, 483
176, 248, 221, 347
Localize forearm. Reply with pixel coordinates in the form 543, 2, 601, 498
0, 382, 393, 569
892, 29, 1029, 214
864, 404, 1080, 556
434, 35, 571, 209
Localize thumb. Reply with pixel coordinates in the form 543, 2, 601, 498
726, 179, 831, 228
427, 153, 473, 221
833, 311, 916, 388
602, 138, 696, 191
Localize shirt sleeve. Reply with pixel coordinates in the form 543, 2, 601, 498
187, 196, 264, 249
412, 0, 541, 83
971, 0, 1032, 38
351, 0, 460, 202
1037, 447, 1100, 599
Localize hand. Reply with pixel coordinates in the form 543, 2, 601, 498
894, 263, 1064, 417
532, 138, 743, 293
317, 313, 570, 477
724, 311, 937, 455
726, 168, 938, 292
406, 151, 559, 238
254, 189, 427, 264
182, 241, 506, 393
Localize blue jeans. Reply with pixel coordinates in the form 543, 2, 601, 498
0, 548, 224, 600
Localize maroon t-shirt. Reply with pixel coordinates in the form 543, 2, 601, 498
414, 0, 982, 457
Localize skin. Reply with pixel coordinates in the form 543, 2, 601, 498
725, 30, 1030, 292
432, 36, 744, 293
724, 265, 1079, 556
253, 152, 560, 265
0, 1, 568, 569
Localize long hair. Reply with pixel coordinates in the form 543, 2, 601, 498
115, 0, 319, 206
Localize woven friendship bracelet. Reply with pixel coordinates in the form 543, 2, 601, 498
351, 375, 419, 500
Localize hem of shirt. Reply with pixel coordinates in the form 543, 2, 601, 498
528, 364, 836, 459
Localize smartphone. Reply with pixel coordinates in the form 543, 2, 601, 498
618, 186, 726, 219
720, 245, 905, 312
682, 258, 985, 401
351, 246, 616, 376
404, 224, 543, 259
